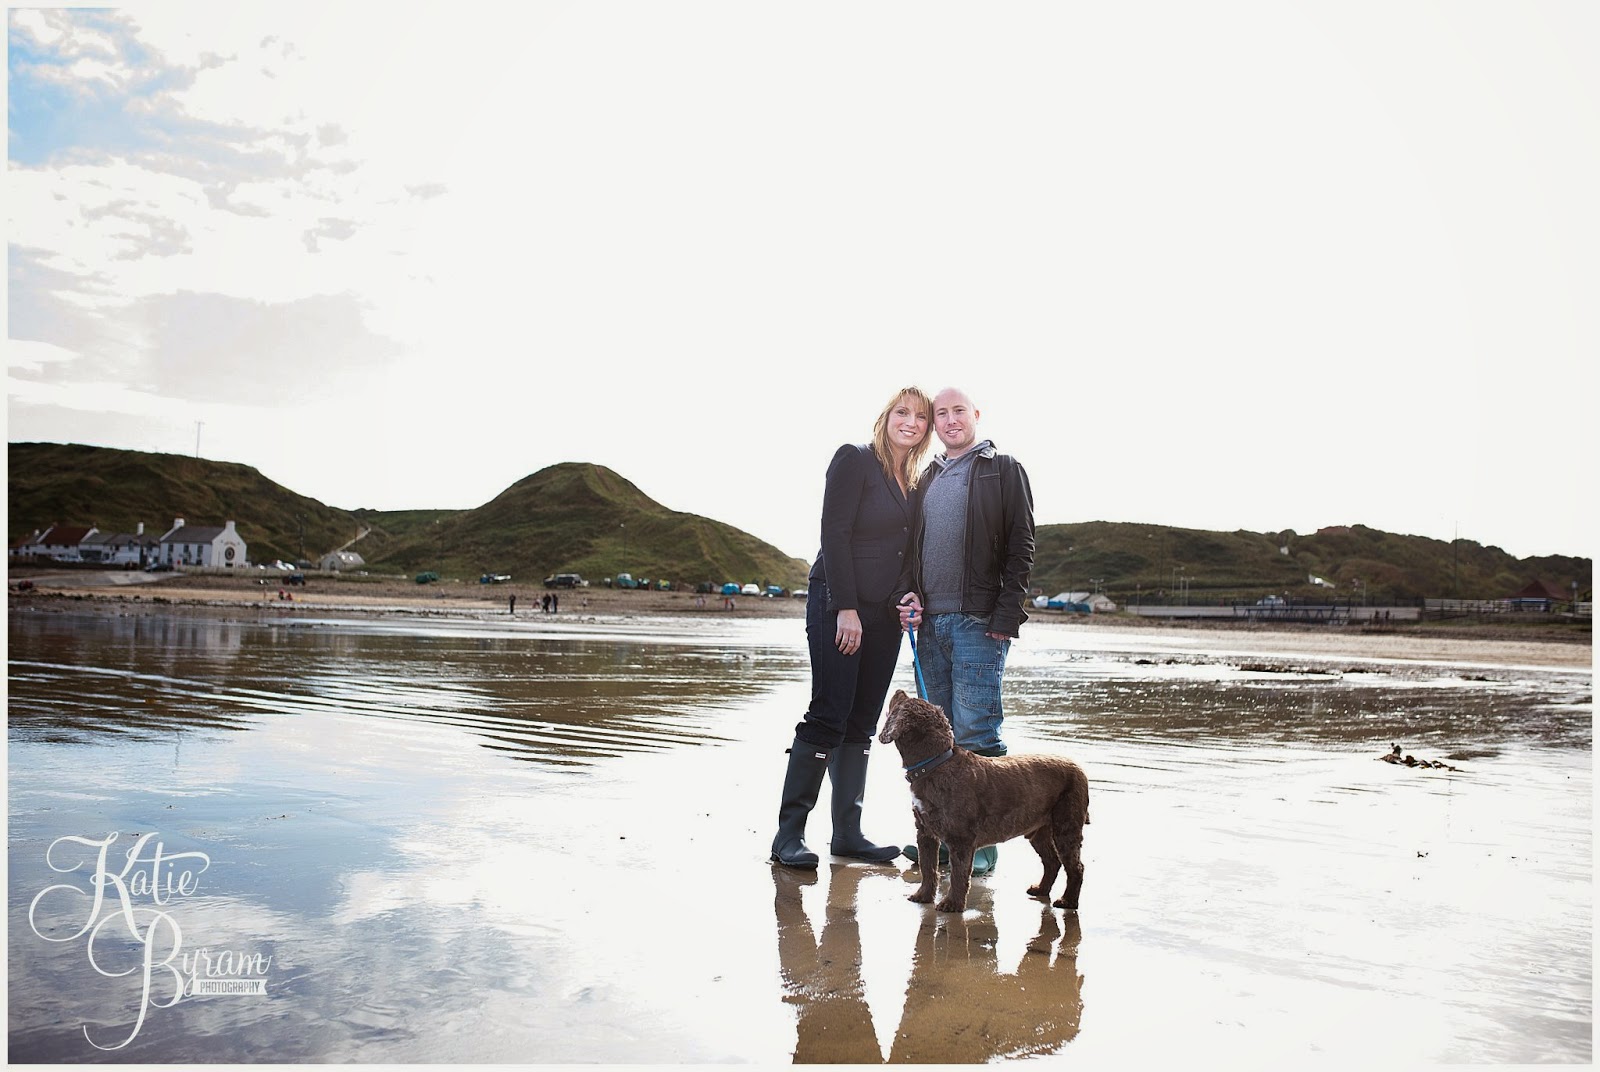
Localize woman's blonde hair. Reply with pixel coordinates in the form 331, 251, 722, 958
871, 386, 935, 491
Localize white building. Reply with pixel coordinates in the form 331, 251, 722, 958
158, 518, 248, 569
13, 524, 97, 561
320, 551, 365, 572
81, 523, 162, 567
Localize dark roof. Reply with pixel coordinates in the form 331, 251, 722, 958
87, 532, 161, 547
1508, 579, 1568, 601
40, 525, 94, 545
162, 525, 227, 543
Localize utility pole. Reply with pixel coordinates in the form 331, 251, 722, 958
194, 420, 204, 458
1452, 521, 1459, 599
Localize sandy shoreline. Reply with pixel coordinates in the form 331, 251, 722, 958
8, 567, 806, 619
7, 567, 1592, 1063
8, 566, 1591, 669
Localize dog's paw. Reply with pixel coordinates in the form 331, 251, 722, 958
1026, 884, 1050, 900
1052, 897, 1079, 911
907, 890, 933, 904
935, 898, 967, 913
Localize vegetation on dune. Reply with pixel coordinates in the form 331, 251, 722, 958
1031, 520, 1590, 605
9, 444, 809, 588
8, 442, 1590, 602
7, 442, 370, 566
362, 462, 808, 588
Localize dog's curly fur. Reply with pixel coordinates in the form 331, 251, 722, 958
879, 690, 1089, 913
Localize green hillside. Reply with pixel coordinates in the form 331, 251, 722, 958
7, 442, 374, 565
359, 463, 811, 588
1032, 521, 1590, 605
8, 442, 1589, 601
7, 444, 809, 588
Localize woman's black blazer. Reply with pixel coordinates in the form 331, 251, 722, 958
808, 443, 918, 613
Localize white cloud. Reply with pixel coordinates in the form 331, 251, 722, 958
6, 340, 80, 376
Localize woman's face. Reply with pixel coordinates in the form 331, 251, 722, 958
886, 395, 930, 453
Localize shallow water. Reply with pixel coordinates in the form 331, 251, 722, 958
6, 607, 1591, 1064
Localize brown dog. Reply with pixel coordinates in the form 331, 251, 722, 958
878, 689, 1089, 913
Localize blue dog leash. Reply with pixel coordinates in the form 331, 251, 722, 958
902, 612, 957, 781
906, 617, 928, 700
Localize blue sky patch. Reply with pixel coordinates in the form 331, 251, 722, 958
8, 10, 192, 166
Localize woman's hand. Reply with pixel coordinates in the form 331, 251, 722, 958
835, 609, 863, 655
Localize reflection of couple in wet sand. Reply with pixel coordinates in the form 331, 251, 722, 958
773, 864, 1084, 1063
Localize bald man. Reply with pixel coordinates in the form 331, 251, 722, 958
896, 387, 1036, 875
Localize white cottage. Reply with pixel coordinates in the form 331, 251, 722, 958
16, 524, 98, 562
158, 518, 248, 569
82, 523, 162, 567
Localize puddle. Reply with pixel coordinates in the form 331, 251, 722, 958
7, 608, 1590, 1063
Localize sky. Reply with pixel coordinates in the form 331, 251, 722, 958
7, 2, 1596, 564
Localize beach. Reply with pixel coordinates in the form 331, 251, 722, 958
6, 569, 1593, 1064
8, 564, 1590, 670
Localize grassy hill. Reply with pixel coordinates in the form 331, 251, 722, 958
7, 442, 372, 565
357, 462, 809, 588
8, 442, 1589, 601
8, 444, 809, 588
1032, 521, 1590, 605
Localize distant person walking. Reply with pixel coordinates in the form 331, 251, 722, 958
897, 386, 1035, 876
509, 594, 516, 614
769, 386, 935, 868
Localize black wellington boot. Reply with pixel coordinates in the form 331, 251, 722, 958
770, 740, 830, 868
828, 745, 901, 863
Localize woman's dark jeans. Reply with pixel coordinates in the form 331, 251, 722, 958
793, 578, 905, 749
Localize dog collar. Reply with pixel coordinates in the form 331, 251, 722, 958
904, 748, 954, 781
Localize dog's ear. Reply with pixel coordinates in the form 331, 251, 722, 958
891, 688, 907, 706
879, 707, 899, 744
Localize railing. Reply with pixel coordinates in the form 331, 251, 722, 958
1423, 598, 1590, 619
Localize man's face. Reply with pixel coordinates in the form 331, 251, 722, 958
933, 390, 979, 455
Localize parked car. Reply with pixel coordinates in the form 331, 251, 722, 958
741, 583, 761, 597
721, 582, 740, 596
764, 585, 783, 597
544, 573, 585, 589
284, 573, 306, 586
791, 588, 808, 599
479, 572, 511, 584
614, 573, 640, 589
415, 571, 439, 584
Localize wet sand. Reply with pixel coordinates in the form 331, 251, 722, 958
9, 565, 1589, 670
6, 581, 1593, 1065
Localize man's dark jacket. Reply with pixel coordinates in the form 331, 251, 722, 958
809, 444, 919, 612
898, 443, 1035, 637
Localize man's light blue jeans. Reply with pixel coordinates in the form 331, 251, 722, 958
915, 612, 1010, 754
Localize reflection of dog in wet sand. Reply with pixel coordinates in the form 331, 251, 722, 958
879, 690, 1089, 913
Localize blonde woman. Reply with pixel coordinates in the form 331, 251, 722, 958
770, 386, 935, 868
